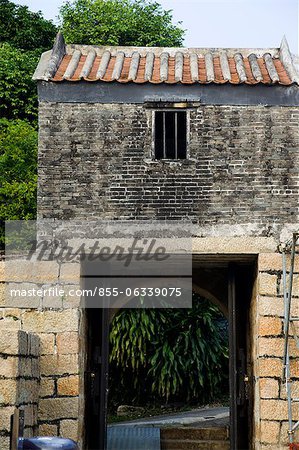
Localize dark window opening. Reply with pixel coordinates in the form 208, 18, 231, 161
154, 111, 187, 159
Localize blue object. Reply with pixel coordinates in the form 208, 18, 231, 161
18, 437, 78, 450
107, 426, 161, 450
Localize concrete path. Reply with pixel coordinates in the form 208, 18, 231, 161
110, 406, 229, 428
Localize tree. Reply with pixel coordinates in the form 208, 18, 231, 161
0, 0, 57, 52
0, 119, 38, 246
60, 0, 185, 47
0, 43, 39, 122
109, 294, 228, 406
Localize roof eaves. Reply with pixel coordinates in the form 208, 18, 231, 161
32, 32, 66, 81
32, 49, 52, 81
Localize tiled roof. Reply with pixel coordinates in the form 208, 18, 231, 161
33, 33, 299, 86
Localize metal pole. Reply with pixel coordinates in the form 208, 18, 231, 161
282, 247, 293, 442
163, 112, 166, 159
282, 234, 299, 444
283, 234, 297, 370
175, 112, 178, 159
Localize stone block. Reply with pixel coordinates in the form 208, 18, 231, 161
18, 379, 39, 404
0, 262, 5, 282
28, 333, 40, 357
0, 406, 14, 431
259, 378, 279, 399
192, 236, 277, 254
59, 263, 80, 283
259, 445, 285, 450
0, 330, 21, 355
259, 358, 282, 377
18, 357, 32, 378
259, 273, 278, 297
56, 332, 79, 354
260, 420, 280, 444
0, 379, 17, 405
18, 330, 29, 355
39, 423, 58, 436
279, 274, 299, 297
0, 283, 5, 307
280, 380, 299, 400
39, 333, 55, 355
258, 337, 299, 358
0, 316, 21, 330
259, 253, 283, 272
0, 436, 10, 450
4, 282, 41, 308
0, 356, 18, 378
40, 378, 55, 397
38, 397, 79, 421
4, 308, 21, 319
57, 375, 79, 396
63, 285, 81, 309
259, 317, 283, 336
42, 292, 63, 309
40, 354, 79, 376
258, 297, 284, 317
5, 260, 59, 283
60, 419, 79, 442
260, 400, 298, 421
22, 309, 79, 333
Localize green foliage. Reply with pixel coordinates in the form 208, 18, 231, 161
60, 0, 185, 46
0, 0, 57, 51
0, 43, 39, 122
109, 294, 228, 407
0, 119, 38, 245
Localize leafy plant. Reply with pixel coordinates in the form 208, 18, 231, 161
109, 293, 229, 407
0, 0, 57, 52
0, 119, 38, 246
0, 43, 40, 123
60, 0, 185, 47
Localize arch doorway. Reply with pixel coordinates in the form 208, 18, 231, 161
82, 256, 256, 450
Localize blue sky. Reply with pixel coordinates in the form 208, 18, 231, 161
15, 0, 299, 53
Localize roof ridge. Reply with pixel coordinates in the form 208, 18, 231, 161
32, 33, 299, 86
279, 35, 299, 84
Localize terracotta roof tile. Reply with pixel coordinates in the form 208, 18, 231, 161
33, 33, 299, 86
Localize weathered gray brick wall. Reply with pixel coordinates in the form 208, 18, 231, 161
38, 103, 299, 235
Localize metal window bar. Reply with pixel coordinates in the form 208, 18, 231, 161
163, 112, 166, 159
282, 233, 299, 445
174, 112, 178, 159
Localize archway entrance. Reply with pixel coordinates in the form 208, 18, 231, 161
82, 256, 256, 450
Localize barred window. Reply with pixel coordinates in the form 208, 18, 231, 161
154, 111, 187, 160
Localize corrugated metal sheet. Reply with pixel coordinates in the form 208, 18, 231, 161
107, 426, 161, 450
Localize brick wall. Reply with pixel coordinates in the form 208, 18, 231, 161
38, 103, 299, 236
0, 261, 81, 444
0, 330, 40, 450
257, 253, 299, 449
8, 100, 295, 448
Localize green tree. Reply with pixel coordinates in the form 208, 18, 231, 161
0, 119, 38, 246
0, 0, 57, 52
60, 0, 185, 46
0, 43, 39, 122
109, 294, 228, 406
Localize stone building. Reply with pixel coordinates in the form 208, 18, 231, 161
1, 32, 299, 450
